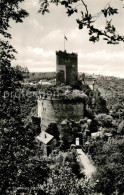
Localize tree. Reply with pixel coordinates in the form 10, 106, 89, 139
0, 0, 28, 91
0, 2, 50, 194
0, 0, 29, 138
46, 122, 60, 140
0, 0, 29, 93
43, 151, 94, 195
14, 65, 29, 79
0, 0, 28, 39
39, 0, 124, 44
118, 120, 124, 135
89, 137, 124, 194
65, 150, 81, 178
95, 113, 113, 128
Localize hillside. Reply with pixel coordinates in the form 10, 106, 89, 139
26, 72, 124, 109
25, 72, 56, 83
96, 75, 124, 108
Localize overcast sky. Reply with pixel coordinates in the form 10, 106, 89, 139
9, 0, 124, 78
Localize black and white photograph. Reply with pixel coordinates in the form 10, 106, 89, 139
0, 0, 124, 194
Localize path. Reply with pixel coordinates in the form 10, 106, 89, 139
77, 149, 96, 178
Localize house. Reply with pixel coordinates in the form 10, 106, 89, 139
82, 76, 97, 91
36, 131, 56, 156
91, 131, 103, 138
38, 80, 52, 85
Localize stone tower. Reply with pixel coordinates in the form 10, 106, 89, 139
56, 50, 78, 86
37, 50, 85, 131
38, 95, 85, 131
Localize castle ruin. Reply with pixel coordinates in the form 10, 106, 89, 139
38, 95, 85, 131
38, 50, 85, 131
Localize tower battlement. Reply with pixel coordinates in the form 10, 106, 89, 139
56, 50, 78, 57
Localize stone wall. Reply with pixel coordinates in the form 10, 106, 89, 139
56, 50, 78, 86
38, 98, 85, 131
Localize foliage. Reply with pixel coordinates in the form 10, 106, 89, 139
39, 0, 124, 44
88, 119, 98, 133
118, 120, 124, 135
46, 122, 60, 140
88, 136, 124, 194
85, 90, 108, 117
42, 151, 94, 195
19, 88, 38, 126
0, 0, 29, 39
37, 84, 87, 102
59, 119, 82, 150
64, 150, 81, 178
0, 1, 50, 194
24, 72, 56, 83
96, 76, 124, 113
0, 0, 29, 92
15, 65, 29, 79
95, 113, 113, 128
17, 158, 50, 187
94, 96, 109, 114
0, 0, 29, 93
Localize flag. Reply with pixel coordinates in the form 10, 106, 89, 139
64, 35, 67, 41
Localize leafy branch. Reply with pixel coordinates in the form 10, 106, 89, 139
38, 0, 124, 44
0, 0, 29, 39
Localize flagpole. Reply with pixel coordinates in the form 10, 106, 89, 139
64, 35, 65, 51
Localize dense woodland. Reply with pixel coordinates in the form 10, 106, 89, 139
18, 71, 124, 194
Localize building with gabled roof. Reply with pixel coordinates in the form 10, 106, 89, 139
82, 76, 97, 91
36, 131, 56, 156
36, 131, 54, 144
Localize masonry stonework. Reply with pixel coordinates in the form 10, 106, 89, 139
38, 98, 85, 131
56, 50, 78, 86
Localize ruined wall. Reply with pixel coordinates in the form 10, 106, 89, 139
38, 98, 85, 131
56, 50, 78, 86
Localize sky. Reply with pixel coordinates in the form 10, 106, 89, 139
9, 0, 124, 78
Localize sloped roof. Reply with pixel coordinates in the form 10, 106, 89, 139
36, 131, 54, 145
61, 119, 69, 125
85, 81, 95, 85
84, 77, 97, 85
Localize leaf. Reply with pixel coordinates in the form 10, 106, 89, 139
61, 1, 69, 7
89, 36, 97, 43
79, 23, 83, 29
66, 9, 74, 16
103, 38, 109, 41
